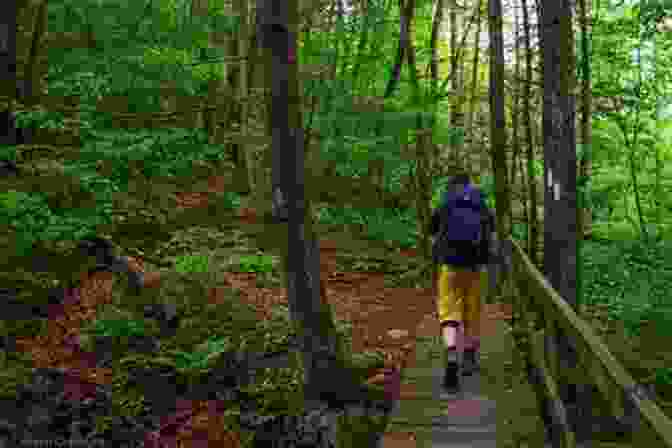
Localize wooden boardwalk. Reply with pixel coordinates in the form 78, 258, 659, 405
379, 304, 555, 448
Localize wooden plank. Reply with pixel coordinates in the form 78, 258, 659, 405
509, 238, 672, 447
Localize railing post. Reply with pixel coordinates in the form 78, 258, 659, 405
556, 325, 594, 442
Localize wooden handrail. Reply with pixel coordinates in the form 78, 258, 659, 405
506, 237, 672, 447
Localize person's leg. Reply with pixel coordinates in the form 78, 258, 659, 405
437, 265, 466, 391
462, 269, 482, 375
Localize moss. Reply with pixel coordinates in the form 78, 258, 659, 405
337, 412, 390, 448
0, 352, 35, 399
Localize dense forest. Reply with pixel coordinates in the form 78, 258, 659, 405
0, 0, 671, 446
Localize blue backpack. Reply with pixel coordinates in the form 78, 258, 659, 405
435, 183, 484, 255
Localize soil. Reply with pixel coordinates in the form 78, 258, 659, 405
7, 175, 513, 447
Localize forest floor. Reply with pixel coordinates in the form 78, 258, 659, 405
10, 173, 666, 447
7, 173, 515, 446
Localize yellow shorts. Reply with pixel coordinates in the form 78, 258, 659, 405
437, 265, 482, 335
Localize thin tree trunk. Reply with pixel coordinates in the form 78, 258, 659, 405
231, 0, 251, 191
510, 0, 521, 231
25, 0, 48, 109
632, 46, 648, 241
518, 139, 530, 240
405, 0, 432, 265
466, 0, 483, 174
521, 0, 539, 265
428, 0, 445, 172
351, 0, 371, 89
653, 35, 662, 233
449, 0, 464, 165
578, 0, 592, 240
429, 0, 444, 96
384, 0, 414, 98
488, 0, 511, 242
0, 2, 18, 147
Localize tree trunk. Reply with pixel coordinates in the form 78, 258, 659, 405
488, 0, 511, 242
578, 0, 592, 240
510, 1, 521, 231
257, 0, 365, 406
449, 0, 464, 165
404, 0, 433, 266
539, 0, 582, 443
351, 0, 371, 92
25, 0, 48, 110
229, 0, 250, 177
0, 2, 18, 147
653, 35, 662, 234
199, 1, 232, 148
540, 0, 578, 307
407, 0, 434, 266
427, 0, 444, 173
384, 0, 414, 99
429, 0, 443, 90
466, 0, 483, 174
521, 0, 539, 265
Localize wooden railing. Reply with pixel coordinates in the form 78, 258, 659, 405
502, 238, 672, 448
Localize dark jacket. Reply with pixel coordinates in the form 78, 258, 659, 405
430, 183, 495, 268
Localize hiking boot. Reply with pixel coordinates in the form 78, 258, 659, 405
462, 349, 480, 376
443, 361, 460, 393
443, 348, 460, 393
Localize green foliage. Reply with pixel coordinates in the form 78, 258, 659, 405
362, 208, 417, 248
91, 318, 148, 338
589, 1, 672, 242
174, 253, 211, 273
0, 187, 111, 256
655, 367, 672, 388
315, 205, 417, 248
511, 222, 528, 241
430, 176, 448, 210
77, 128, 225, 186
169, 336, 234, 372
479, 175, 497, 210
14, 109, 67, 130
236, 254, 276, 273
582, 238, 672, 338
217, 191, 242, 210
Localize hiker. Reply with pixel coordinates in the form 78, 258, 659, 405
430, 172, 495, 394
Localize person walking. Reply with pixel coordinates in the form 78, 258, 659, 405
430, 172, 495, 394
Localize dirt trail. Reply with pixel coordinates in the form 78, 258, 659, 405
11, 176, 511, 447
